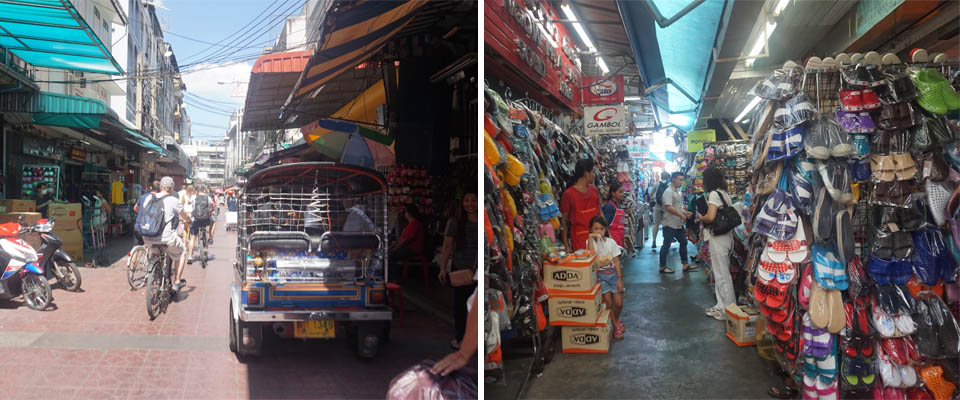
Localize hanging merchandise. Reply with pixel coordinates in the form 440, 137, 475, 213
743, 56, 960, 400
21, 165, 60, 199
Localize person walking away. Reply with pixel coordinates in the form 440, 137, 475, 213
601, 182, 627, 248
438, 192, 478, 350
205, 187, 218, 244
586, 216, 625, 339
138, 177, 191, 292
180, 185, 195, 243
186, 185, 214, 264
650, 171, 671, 253
389, 204, 424, 262
130, 181, 161, 270
697, 167, 738, 320
559, 159, 601, 252
659, 172, 694, 274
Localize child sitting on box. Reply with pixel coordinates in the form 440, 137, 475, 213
586, 215, 624, 340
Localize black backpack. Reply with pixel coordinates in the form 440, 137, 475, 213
193, 194, 211, 220
135, 194, 169, 237
653, 182, 668, 207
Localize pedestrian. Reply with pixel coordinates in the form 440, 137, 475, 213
697, 167, 737, 320
180, 185, 195, 242
601, 182, 627, 247
559, 158, 601, 251
438, 191, 478, 350
586, 216, 624, 339
389, 204, 424, 262
658, 172, 694, 274
649, 171, 671, 253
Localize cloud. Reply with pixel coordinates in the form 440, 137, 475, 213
180, 61, 252, 105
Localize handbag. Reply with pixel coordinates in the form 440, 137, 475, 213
710, 191, 742, 236
449, 269, 475, 287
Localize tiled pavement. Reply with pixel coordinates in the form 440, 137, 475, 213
0, 213, 460, 399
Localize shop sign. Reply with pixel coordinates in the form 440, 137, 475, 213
686, 129, 716, 153
69, 146, 86, 162
485, 0, 581, 110
582, 75, 624, 105
22, 136, 64, 161
584, 105, 625, 136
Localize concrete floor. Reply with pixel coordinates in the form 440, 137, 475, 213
488, 237, 782, 399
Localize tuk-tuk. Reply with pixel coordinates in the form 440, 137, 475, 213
229, 162, 391, 358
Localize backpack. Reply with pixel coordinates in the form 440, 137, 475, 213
653, 182, 668, 207
710, 191, 742, 236
135, 194, 169, 238
193, 194, 211, 220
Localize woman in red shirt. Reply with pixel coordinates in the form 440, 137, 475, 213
390, 204, 425, 261
560, 159, 602, 251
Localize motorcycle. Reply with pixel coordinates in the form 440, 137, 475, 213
0, 218, 54, 310
35, 218, 82, 292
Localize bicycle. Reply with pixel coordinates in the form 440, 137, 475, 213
196, 224, 209, 269
145, 244, 175, 320
126, 245, 149, 290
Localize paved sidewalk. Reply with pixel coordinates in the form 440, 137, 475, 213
0, 214, 459, 399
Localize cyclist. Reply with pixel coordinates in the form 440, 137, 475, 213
141, 177, 191, 292
130, 181, 161, 269
186, 185, 214, 264
207, 187, 218, 245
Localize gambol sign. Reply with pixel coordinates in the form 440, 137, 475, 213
582, 75, 624, 105
584, 105, 626, 136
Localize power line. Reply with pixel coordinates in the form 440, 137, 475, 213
196, 0, 304, 67
179, 0, 285, 64
181, 0, 297, 67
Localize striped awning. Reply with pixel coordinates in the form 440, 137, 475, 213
287, 0, 427, 103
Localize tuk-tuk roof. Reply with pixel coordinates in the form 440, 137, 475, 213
243, 162, 386, 195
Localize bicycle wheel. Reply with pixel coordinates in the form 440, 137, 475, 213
145, 259, 164, 320
200, 231, 208, 269
127, 246, 148, 290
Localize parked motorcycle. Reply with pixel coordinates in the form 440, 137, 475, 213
34, 218, 81, 292
0, 218, 54, 310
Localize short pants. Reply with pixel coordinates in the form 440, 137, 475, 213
599, 269, 619, 294
190, 218, 211, 235
144, 235, 185, 261
653, 206, 664, 225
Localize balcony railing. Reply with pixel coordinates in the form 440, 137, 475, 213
0, 47, 36, 83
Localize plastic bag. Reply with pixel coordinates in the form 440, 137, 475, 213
386, 359, 478, 400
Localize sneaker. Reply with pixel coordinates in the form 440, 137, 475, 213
187, 257, 194, 265
174, 279, 186, 292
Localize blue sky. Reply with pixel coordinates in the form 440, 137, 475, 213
152, 0, 305, 144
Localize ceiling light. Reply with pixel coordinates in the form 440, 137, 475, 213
734, 96, 762, 122
773, 0, 791, 16
624, 96, 645, 101
597, 57, 609, 74
745, 21, 777, 67
562, 4, 608, 74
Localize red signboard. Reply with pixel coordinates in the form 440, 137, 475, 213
484, 0, 581, 112
69, 146, 86, 162
582, 75, 624, 105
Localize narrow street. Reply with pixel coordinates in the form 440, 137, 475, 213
0, 213, 454, 399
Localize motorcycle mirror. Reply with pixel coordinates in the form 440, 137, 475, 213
17, 215, 24, 226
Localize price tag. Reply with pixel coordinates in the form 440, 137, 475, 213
887, 223, 900, 233
923, 160, 932, 178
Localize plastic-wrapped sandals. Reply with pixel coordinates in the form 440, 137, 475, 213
806, 115, 851, 159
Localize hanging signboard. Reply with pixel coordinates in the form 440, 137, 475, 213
69, 146, 87, 162
582, 75, 624, 105
584, 105, 626, 136
686, 129, 716, 153
485, 0, 582, 112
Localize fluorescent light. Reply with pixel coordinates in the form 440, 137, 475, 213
745, 21, 777, 67
570, 22, 596, 52
597, 57, 609, 74
624, 96, 645, 101
773, 0, 791, 16
562, 4, 608, 74
735, 96, 762, 122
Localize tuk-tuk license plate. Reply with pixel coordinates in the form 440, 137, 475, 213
294, 321, 335, 338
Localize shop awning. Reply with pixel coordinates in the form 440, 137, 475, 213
286, 0, 427, 105
619, 0, 728, 130
0, 0, 124, 75
123, 127, 168, 155
31, 91, 106, 129
242, 50, 311, 132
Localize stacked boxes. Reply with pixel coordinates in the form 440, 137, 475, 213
545, 251, 610, 353
48, 203, 82, 262
0, 200, 36, 213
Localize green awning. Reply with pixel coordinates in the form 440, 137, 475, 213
0, 0, 124, 75
123, 127, 168, 155
31, 91, 106, 129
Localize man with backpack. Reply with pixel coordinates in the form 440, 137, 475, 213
136, 176, 191, 292
186, 185, 215, 264
649, 171, 671, 253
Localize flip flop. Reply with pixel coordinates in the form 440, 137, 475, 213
683, 264, 698, 272
809, 282, 830, 329
826, 289, 846, 334
659, 267, 675, 274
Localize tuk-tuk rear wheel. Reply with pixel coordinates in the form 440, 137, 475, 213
239, 320, 262, 357
228, 301, 238, 353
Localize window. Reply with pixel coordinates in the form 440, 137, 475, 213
77, 71, 85, 88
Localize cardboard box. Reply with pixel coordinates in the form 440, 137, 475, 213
61, 244, 83, 263
561, 309, 611, 353
48, 203, 82, 223
548, 283, 602, 326
725, 304, 760, 347
0, 200, 36, 213
544, 252, 597, 293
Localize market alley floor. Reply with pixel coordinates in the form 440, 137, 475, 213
491, 238, 780, 399
0, 213, 456, 400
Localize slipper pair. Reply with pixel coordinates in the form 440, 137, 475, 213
877, 341, 918, 388
768, 125, 805, 161
812, 244, 848, 290
881, 336, 921, 366
841, 352, 876, 390
871, 298, 917, 338
808, 282, 846, 333
912, 69, 960, 115
774, 94, 817, 130
802, 374, 838, 400
868, 257, 913, 285
805, 115, 851, 159
802, 313, 833, 358
837, 109, 876, 134
839, 88, 882, 112
803, 342, 838, 382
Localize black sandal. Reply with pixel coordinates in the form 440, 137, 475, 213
767, 383, 798, 399
659, 267, 675, 274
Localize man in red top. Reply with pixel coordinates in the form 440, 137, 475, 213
390, 204, 424, 261
560, 159, 602, 251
